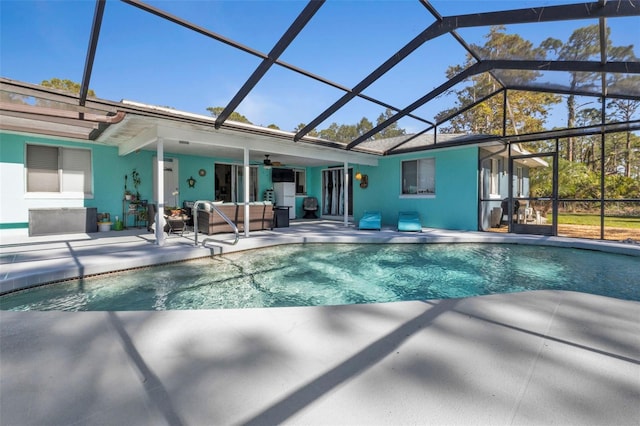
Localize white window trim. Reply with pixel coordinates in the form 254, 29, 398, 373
401, 157, 436, 197
25, 144, 93, 198
294, 168, 306, 196
399, 193, 436, 199
24, 192, 94, 200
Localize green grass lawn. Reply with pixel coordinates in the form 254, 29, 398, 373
558, 213, 640, 228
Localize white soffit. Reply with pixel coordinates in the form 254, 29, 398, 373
98, 114, 379, 167
0, 115, 97, 140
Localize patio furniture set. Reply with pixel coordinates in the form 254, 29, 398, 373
146, 201, 279, 236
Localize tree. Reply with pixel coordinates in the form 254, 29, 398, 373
318, 123, 340, 141
206, 106, 252, 124
356, 117, 374, 139
541, 24, 636, 161
317, 117, 376, 143
436, 26, 559, 135
574, 108, 601, 171
294, 123, 318, 137
607, 75, 640, 178
319, 123, 358, 142
41, 78, 96, 96
373, 109, 404, 139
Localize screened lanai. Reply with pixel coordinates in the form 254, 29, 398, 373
1, 0, 639, 240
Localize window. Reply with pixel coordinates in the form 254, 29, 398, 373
490, 158, 501, 195
516, 166, 523, 197
237, 165, 258, 202
294, 169, 306, 195
215, 163, 258, 202
26, 144, 92, 195
401, 158, 435, 195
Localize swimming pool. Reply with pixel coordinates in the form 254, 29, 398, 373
1, 243, 638, 311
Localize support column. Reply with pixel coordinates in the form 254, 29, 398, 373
155, 138, 166, 246
600, 95, 606, 240
244, 147, 250, 238
344, 161, 349, 227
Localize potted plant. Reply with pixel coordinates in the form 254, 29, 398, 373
138, 209, 148, 221
131, 169, 142, 200
165, 206, 182, 217
124, 174, 132, 200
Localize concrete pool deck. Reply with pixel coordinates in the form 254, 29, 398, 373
1, 221, 639, 425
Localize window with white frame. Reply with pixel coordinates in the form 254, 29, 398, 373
26, 144, 92, 195
401, 158, 435, 195
294, 169, 306, 195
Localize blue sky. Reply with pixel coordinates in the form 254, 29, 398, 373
1, 0, 638, 133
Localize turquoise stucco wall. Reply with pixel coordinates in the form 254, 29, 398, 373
352, 147, 478, 231
173, 156, 216, 204
0, 131, 316, 229
0, 132, 180, 227
0, 132, 24, 163
0, 133, 31, 228
0, 133, 139, 228
297, 151, 479, 231
305, 165, 326, 212
1, 131, 479, 232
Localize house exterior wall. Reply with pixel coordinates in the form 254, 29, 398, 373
1, 132, 133, 232
0, 132, 280, 235
351, 146, 479, 231
304, 165, 325, 217
1, 131, 480, 236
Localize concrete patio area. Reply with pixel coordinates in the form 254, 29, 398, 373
1, 221, 639, 425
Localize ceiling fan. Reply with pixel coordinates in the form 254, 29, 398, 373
263, 154, 285, 167
251, 154, 284, 168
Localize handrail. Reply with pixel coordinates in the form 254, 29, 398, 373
193, 200, 240, 247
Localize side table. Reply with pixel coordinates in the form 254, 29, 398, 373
166, 214, 188, 236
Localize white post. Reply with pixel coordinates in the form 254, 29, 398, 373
243, 147, 250, 238
155, 138, 166, 246
344, 161, 349, 227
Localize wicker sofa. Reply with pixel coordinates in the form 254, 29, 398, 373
237, 202, 274, 232
196, 202, 273, 235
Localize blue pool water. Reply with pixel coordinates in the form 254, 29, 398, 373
1, 243, 638, 311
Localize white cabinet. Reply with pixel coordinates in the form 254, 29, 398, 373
273, 182, 296, 219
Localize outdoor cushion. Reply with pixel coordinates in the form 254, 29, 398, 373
397, 211, 422, 232
359, 211, 382, 230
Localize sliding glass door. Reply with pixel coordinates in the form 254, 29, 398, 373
214, 163, 258, 202
321, 167, 352, 217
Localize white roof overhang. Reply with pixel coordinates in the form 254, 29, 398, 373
96, 112, 379, 168
481, 141, 548, 168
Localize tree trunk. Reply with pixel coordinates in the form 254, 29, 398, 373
566, 94, 575, 162
625, 131, 631, 178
